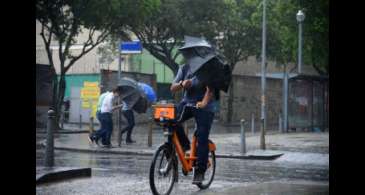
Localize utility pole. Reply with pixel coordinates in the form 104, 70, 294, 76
283, 63, 288, 132
118, 40, 122, 81
260, 0, 267, 150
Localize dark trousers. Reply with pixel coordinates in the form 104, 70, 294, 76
175, 102, 214, 172
96, 111, 101, 123
93, 112, 113, 145
121, 110, 135, 141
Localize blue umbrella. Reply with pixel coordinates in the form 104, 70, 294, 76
138, 82, 157, 103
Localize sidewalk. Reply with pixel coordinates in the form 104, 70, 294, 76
190, 180, 329, 195
38, 122, 328, 164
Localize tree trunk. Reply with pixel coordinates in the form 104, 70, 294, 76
226, 81, 234, 124
52, 72, 66, 130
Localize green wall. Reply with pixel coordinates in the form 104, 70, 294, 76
130, 48, 182, 83
58, 74, 100, 98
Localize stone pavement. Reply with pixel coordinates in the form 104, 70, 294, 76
190, 180, 329, 195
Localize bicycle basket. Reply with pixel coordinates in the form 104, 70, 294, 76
152, 103, 176, 120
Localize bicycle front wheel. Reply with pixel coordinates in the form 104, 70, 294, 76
149, 144, 177, 195
197, 151, 216, 189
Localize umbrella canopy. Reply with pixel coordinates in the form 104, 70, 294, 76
194, 56, 232, 93
178, 36, 232, 93
117, 77, 139, 99
138, 82, 157, 103
117, 77, 148, 113
185, 50, 217, 74
179, 35, 212, 50
132, 95, 148, 114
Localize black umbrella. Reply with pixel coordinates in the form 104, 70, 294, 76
194, 56, 232, 93
179, 36, 232, 93
117, 77, 148, 113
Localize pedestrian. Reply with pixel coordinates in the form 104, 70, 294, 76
170, 48, 218, 184
118, 82, 157, 146
96, 91, 108, 124
89, 91, 108, 144
89, 87, 122, 148
119, 100, 136, 145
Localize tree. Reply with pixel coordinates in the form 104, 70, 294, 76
179, 0, 262, 123
257, 0, 329, 75
130, 0, 184, 75
36, 0, 157, 127
301, 0, 329, 74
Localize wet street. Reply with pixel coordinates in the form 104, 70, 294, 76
36, 147, 328, 194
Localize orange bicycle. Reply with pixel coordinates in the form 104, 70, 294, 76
149, 103, 216, 195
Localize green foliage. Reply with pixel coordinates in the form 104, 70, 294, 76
129, 0, 186, 74
36, 0, 158, 123
250, 0, 328, 74
178, 0, 261, 68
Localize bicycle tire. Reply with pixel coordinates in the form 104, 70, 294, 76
197, 151, 216, 189
149, 144, 177, 195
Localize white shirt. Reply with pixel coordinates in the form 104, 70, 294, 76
100, 92, 115, 113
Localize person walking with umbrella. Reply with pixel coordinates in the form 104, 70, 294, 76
170, 36, 221, 185
119, 99, 136, 145
117, 78, 157, 146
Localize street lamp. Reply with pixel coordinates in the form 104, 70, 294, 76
260, 0, 267, 150
296, 10, 305, 74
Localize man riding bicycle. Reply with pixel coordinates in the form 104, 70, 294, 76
170, 38, 217, 184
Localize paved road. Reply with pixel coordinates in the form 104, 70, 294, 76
36, 148, 328, 195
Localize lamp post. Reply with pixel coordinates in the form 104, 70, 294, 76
260, 0, 267, 150
296, 10, 305, 74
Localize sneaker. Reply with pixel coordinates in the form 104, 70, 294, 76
95, 137, 101, 146
88, 135, 95, 144
192, 169, 205, 185
101, 144, 112, 148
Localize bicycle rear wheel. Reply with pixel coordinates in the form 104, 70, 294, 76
197, 151, 216, 189
149, 144, 177, 195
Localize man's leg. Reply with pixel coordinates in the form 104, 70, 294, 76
124, 110, 135, 143
92, 113, 107, 144
193, 109, 214, 184
104, 113, 113, 146
96, 111, 101, 123
120, 110, 132, 141
175, 104, 193, 151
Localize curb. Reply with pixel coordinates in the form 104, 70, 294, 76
215, 153, 284, 160
55, 146, 154, 156
36, 167, 91, 185
37, 130, 90, 134
54, 146, 283, 160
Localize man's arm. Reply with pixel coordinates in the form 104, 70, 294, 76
112, 104, 123, 111
170, 67, 184, 93
170, 80, 184, 92
196, 86, 213, 108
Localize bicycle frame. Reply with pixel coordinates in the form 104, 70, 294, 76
170, 130, 216, 173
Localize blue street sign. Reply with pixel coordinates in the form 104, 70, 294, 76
120, 41, 142, 54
